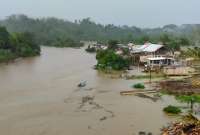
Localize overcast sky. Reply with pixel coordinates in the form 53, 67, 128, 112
0, 0, 200, 28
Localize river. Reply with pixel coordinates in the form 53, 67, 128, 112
0, 46, 177, 135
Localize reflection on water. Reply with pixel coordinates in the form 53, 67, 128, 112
0, 46, 177, 135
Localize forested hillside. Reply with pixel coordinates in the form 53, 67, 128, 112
0, 14, 200, 46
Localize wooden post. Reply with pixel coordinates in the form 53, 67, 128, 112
150, 67, 152, 83
149, 65, 152, 83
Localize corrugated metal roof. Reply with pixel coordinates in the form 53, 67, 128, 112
131, 43, 163, 53
147, 57, 166, 60
143, 44, 163, 52
147, 57, 174, 60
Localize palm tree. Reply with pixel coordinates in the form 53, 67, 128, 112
176, 95, 200, 113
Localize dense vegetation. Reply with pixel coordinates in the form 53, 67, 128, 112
51, 38, 83, 48
96, 49, 130, 70
0, 15, 143, 46
163, 105, 182, 114
158, 34, 190, 51
176, 95, 200, 113
0, 26, 40, 62
0, 15, 199, 49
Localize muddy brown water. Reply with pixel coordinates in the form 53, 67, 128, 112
0, 47, 178, 135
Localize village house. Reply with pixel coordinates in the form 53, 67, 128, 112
130, 43, 173, 65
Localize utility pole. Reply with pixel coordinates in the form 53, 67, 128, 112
149, 65, 152, 84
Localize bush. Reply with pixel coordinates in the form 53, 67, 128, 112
96, 49, 130, 70
133, 83, 145, 89
163, 105, 181, 114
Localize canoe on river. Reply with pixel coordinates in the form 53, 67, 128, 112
78, 81, 87, 87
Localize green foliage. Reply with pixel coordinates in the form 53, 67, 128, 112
0, 26, 12, 51
52, 38, 83, 47
133, 83, 145, 89
108, 40, 119, 50
132, 34, 190, 51
0, 15, 144, 45
0, 26, 40, 62
0, 49, 16, 62
163, 105, 182, 114
176, 95, 200, 103
159, 34, 190, 51
176, 95, 200, 112
0, 14, 194, 49
96, 49, 130, 70
10, 32, 40, 57
133, 35, 150, 44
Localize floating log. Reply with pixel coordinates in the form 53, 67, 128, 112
120, 90, 157, 96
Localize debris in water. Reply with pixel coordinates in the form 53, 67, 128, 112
78, 95, 115, 121
120, 90, 157, 96
79, 96, 94, 109
78, 81, 87, 87
138, 131, 152, 135
100, 116, 107, 121
82, 96, 94, 103
135, 93, 160, 102
84, 88, 93, 91
88, 126, 92, 130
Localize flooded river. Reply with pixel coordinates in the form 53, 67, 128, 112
0, 47, 177, 135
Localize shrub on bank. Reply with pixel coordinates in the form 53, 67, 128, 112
133, 83, 145, 89
163, 105, 182, 114
96, 49, 130, 70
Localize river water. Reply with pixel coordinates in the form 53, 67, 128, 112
0, 47, 177, 135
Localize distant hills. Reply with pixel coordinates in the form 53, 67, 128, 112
0, 14, 199, 46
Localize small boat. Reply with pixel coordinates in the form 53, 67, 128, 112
78, 81, 87, 87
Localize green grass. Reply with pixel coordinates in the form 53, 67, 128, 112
163, 105, 182, 114
133, 83, 145, 89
